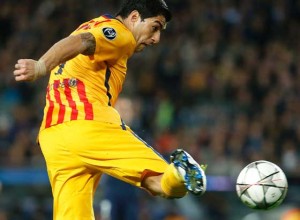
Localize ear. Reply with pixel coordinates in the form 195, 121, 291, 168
128, 10, 141, 23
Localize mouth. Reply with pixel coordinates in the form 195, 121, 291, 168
135, 43, 151, 52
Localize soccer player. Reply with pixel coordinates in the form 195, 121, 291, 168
13, 0, 207, 219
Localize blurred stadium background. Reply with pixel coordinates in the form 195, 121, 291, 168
0, 0, 299, 219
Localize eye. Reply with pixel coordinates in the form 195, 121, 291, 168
152, 26, 159, 32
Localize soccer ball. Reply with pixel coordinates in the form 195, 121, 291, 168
236, 160, 288, 210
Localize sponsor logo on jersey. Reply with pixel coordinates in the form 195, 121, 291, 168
102, 27, 116, 40
48, 78, 78, 91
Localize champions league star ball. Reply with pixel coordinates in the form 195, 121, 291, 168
236, 160, 288, 210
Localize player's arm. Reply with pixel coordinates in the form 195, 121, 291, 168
13, 32, 96, 82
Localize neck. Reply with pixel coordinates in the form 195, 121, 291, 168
116, 15, 132, 31
115, 16, 124, 24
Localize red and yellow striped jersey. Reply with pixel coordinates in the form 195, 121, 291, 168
40, 14, 136, 130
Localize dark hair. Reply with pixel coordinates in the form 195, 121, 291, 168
116, 0, 172, 22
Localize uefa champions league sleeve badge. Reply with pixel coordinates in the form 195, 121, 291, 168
102, 27, 116, 40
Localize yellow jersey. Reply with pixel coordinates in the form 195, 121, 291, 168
40, 14, 136, 129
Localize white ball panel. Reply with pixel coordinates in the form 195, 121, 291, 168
265, 187, 282, 204
245, 168, 261, 184
257, 161, 276, 176
240, 194, 257, 209
247, 185, 265, 203
272, 171, 288, 188
236, 185, 242, 197
272, 176, 288, 187
237, 167, 248, 184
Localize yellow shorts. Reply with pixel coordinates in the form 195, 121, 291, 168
38, 120, 168, 220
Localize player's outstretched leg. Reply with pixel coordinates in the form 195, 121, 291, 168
170, 149, 207, 196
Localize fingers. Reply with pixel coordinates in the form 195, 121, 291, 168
14, 74, 28, 82
14, 59, 26, 69
14, 60, 27, 80
15, 63, 24, 70
13, 59, 35, 81
14, 61, 26, 75
13, 68, 25, 77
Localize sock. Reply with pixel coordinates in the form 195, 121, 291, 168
161, 163, 187, 198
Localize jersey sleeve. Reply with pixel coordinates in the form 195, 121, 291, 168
88, 23, 135, 64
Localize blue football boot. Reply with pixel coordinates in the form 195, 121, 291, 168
170, 149, 207, 196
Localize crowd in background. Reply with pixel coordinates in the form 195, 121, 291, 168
0, 0, 299, 219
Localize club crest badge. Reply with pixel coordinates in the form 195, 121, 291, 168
102, 27, 116, 40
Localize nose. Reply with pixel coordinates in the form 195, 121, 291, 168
152, 31, 161, 44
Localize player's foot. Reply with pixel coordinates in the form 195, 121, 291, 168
170, 149, 207, 196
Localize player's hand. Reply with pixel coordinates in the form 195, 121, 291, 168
14, 59, 38, 82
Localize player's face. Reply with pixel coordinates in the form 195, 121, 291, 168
132, 15, 166, 52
